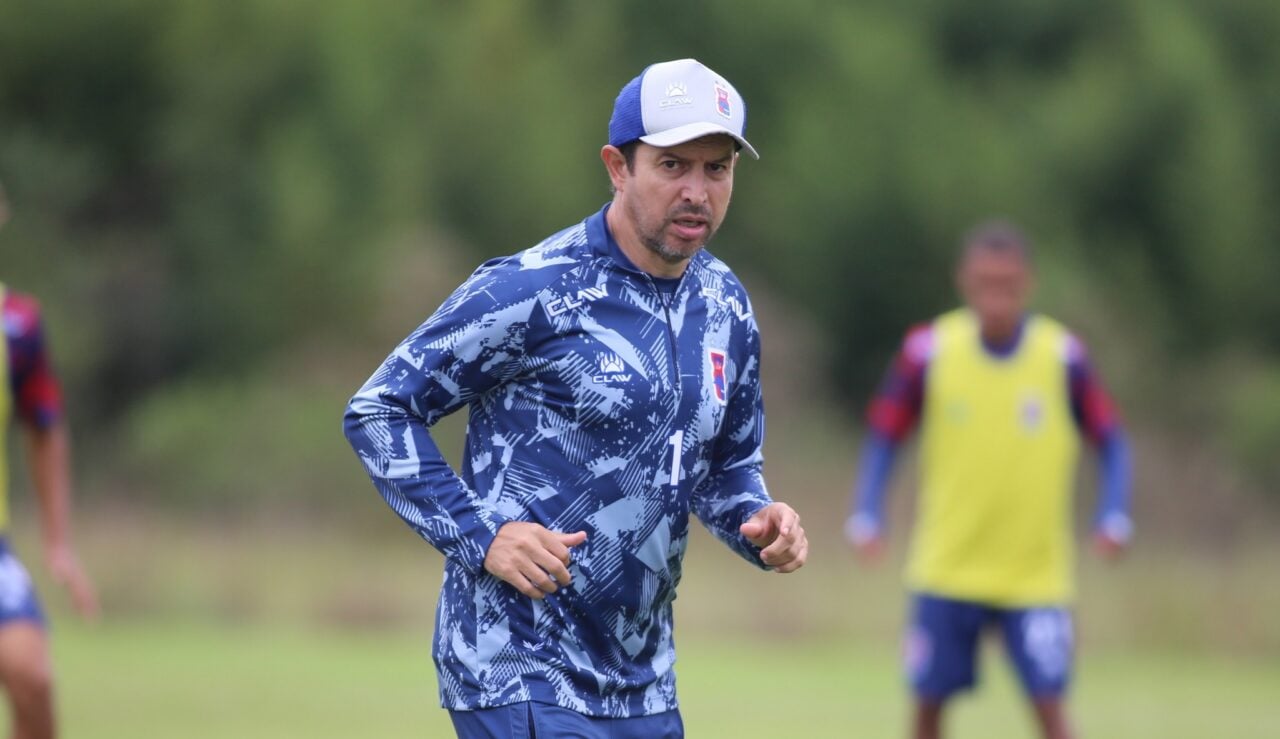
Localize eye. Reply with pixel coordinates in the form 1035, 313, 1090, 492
660, 159, 681, 170
707, 162, 727, 174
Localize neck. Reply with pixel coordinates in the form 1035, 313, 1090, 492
981, 323, 1017, 344
978, 315, 1025, 356
605, 198, 689, 279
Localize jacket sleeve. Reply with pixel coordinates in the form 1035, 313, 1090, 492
343, 260, 538, 573
690, 312, 774, 569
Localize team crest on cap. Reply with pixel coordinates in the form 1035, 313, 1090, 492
708, 348, 728, 405
715, 83, 731, 118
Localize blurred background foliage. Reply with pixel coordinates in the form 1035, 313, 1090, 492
3, 0, 1280, 509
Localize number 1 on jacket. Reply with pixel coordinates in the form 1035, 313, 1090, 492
667, 430, 683, 488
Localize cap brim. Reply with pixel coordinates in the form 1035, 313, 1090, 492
639, 122, 759, 160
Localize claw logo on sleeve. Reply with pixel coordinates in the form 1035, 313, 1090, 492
708, 349, 728, 405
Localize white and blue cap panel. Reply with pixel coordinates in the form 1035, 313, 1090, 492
608, 58, 758, 159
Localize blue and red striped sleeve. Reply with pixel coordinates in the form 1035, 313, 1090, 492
1065, 334, 1132, 539
1064, 335, 1121, 444
5, 291, 64, 430
865, 323, 932, 442
846, 325, 932, 540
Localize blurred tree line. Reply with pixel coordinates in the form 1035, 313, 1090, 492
2, 0, 1279, 505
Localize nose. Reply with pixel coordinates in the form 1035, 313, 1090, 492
680, 168, 709, 206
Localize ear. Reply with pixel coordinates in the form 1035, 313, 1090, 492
601, 145, 630, 192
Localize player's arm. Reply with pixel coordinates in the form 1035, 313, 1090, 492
12, 297, 98, 619
691, 310, 806, 573
844, 326, 928, 563
344, 262, 583, 595
1092, 429, 1132, 557
1067, 336, 1133, 558
845, 431, 901, 562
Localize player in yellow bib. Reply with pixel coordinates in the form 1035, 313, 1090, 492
845, 222, 1132, 739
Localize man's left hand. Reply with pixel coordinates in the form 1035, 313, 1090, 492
740, 503, 808, 573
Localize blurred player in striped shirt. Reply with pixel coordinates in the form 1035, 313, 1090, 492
846, 221, 1132, 739
0, 182, 99, 739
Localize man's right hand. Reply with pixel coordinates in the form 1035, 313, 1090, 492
483, 522, 588, 600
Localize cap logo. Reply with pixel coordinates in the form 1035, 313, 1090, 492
715, 83, 732, 118
661, 82, 693, 109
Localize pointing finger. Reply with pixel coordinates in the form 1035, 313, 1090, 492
778, 506, 800, 538
549, 530, 588, 565
558, 531, 588, 548
740, 509, 777, 546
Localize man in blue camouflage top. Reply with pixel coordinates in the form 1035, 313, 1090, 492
344, 58, 808, 738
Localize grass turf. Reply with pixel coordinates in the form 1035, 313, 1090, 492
44, 619, 1280, 738
8, 508, 1277, 738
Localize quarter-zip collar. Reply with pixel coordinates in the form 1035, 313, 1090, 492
587, 205, 688, 393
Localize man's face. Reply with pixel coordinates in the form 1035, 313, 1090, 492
614, 136, 737, 264
957, 247, 1033, 336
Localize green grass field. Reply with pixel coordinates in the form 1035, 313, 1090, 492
47, 620, 1280, 738
11, 506, 1280, 738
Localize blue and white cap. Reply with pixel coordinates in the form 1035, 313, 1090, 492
609, 58, 758, 159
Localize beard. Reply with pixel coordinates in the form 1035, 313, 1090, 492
627, 199, 718, 264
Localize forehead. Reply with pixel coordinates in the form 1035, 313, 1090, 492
639, 135, 736, 160
960, 245, 1032, 274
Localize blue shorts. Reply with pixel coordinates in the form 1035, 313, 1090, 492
0, 540, 45, 628
905, 592, 1072, 701
450, 701, 683, 739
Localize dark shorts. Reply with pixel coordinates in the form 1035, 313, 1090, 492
905, 592, 1072, 701
450, 701, 683, 739
0, 539, 45, 628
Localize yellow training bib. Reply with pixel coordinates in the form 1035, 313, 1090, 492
907, 309, 1079, 606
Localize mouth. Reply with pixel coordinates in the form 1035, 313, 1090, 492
669, 215, 710, 241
